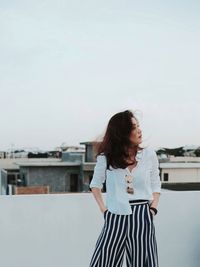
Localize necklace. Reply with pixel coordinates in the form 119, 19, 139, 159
124, 148, 143, 194
124, 173, 134, 194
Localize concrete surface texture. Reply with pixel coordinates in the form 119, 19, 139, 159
0, 190, 199, 267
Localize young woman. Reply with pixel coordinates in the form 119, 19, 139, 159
88, 109, 161, 267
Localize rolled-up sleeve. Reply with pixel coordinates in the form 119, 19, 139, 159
89, 155, 107, 189
150, 149, 161, 193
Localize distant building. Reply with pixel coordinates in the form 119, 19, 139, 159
0, 156, 84, 195
0, 147, 85, 194
1, 142, 200, 195
16, 160, 82, 193
160, 162, 200, 183
79, 141, 103, 192
79, 141, 99, 162
0, 158, 22, 194
0, 151, 6, 159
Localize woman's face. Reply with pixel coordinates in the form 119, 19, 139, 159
129, 117, 142, 145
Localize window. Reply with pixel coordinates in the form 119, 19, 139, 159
7, 174, 17, 185
163, 173, 169, 182
70, 174, 78, 192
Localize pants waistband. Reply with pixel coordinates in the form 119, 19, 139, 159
129, 199, 149, 205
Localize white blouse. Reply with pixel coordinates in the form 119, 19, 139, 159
89, 146, 162, 215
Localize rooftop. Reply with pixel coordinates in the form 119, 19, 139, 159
0, 158, 81, 169
160, 162, 200, 168
0, 190, 199, 267
15, 161, 81, 167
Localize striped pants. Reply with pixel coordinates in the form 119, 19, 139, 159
89, 199, 159, 267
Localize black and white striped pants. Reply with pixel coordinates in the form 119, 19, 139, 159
89, 199, 159, 267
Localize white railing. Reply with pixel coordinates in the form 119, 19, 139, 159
0, 190, 199, 267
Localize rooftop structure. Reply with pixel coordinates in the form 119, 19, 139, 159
0, 190, 198, 267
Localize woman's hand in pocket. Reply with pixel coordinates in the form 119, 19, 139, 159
102, 208, 108, 214
100, 206, 108, 213
149, 209, 155, 219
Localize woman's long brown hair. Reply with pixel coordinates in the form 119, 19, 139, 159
94, 109, 144, 170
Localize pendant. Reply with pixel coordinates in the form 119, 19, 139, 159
125, 174, 133, 182
125, 174, 134, 194
127, 187, 134, 194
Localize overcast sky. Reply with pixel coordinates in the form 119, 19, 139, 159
0, 0, 200, 151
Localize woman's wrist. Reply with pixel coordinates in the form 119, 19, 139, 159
150, 206, 158, 215
100, 206, 108, 213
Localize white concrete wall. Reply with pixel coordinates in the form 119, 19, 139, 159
0, 191, 199, 267
161, 168, 200, 182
